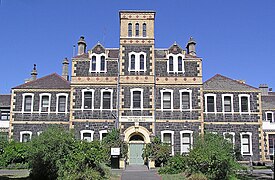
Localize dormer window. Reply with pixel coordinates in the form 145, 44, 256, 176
128, 52, 146, 72
167, 54, 184, 73
89, 54, 106, 73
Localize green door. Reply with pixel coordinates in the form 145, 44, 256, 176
129, 143, 144, 165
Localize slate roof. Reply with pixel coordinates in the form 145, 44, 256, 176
108, 49, 119, 58
155, 49, 166, 58
203, 74, 258, 91
262, 92, 275, 109
0, 95, 11, 107
13, 73, 70, 89
73, 53, 89, 59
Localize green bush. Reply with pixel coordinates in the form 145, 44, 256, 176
186, 132, 240, 180
143, 137, 171, 167
187, 173, 208, 180
158, 154, 187, 174
0, 140, 30, 168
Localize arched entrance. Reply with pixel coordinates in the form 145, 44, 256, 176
124, 126, 151, 165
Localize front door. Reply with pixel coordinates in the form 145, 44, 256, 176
129, 143, 144, 165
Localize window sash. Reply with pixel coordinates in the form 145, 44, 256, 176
100, 56, 105, 71
242, 134, 250, 154
133, 91, 141, 108
103, 92, 111, 109
224, 96, 232, 112
163, 92, 171, 109
22, 134, 31, 142
91, 56, 96, 71
178, 56, 182, 71
24, 96, 32, 112
84, 92, 93, 109
181, 92, 190, 109
182, 133, 191, 153
169, 57, 173, 71
130, 54, 135, 70
135, 23, 139, 36
207, 96, 215, 112
0, 111, 10, 120
58, 96, 66, 112
241, 97, 248, 112
142, 23, 146, 37
140, 54, 144, 70
83, 133, 92, 142
128, 23, 132, 37
163, 133, 172, 145
41, 96, 50, 112
267, 113, 273, 122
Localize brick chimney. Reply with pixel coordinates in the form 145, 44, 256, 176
186, 37, 196, 56
62, 58, 69, 81
77, 36, 86, 55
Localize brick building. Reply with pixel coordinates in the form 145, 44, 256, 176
7, 10, 275, 165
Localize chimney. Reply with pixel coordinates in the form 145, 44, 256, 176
30, 64, 38, 81
259, 84, 268, 96
62, 58, 69, 81
186, 36, 196, 56
77, 36, 86, 55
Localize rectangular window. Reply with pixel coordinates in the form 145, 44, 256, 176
267, 112, 273, 122
169, 57, 173, 72
100, 56, 105, 71
241, 133, 252, 155
41, 96, 50, 112
83, 133, 92, 142
163, 133, 172, 145
178, 56, 182, 71
84, 92, 93, 109
181, 92, 190, 110
58, 96, 66, 112
103, 92, 111, 109
133, 91, 141, 108
269, 135, 275, 157
224, 96, 232, 112
241, 96, 249, 112
207, 96, 215, 112
0, 110, 10, 120
163, 92, 171, 109
22, 134, 31, 143
182, 133, 191, 153
24, 96, 32, 112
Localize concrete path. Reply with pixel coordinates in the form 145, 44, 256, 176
121, 165, 161, 180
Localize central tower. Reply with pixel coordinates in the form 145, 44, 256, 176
118, 11, 156, 160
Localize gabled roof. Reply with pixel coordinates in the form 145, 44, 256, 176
91, 43, 105, 54
13, 73, 70, 89
168, 43, 183, 55
203, 74, 258, 91
0, 95, 11, 107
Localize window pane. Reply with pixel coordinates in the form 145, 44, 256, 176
178, 56, 182, 71
128, 23, 132, 37
133, 91, 141, 108
22, 134, 30, 142
224, 96, 232, 112
24, 96, 32, 112
267, 113, 273, 122
241, 96, 248, 112
84, 92, 93, 109
182, 133, 191, 153
142, 23, 146, 37
83, 133, 92, 142
131, 54, 135, 70
58, 96, 66, 112
207, 96, 215, 112
103, 92, 111, 109
163, 133, 172, 144
140, 54, 144, 70
163, 92, 171, 109
169, 57, 173, 71
100, 56, 105, 71
91, 56, 96, 71
242, 134, 250, 154
135, 23, 139, 36
182, 92, 190, 109
0, 111, 10, 120
41, 96, 49, 112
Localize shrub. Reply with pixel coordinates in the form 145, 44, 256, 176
142, 137, 171, 167
187, 173, 208, 180
158, 154, 187, 174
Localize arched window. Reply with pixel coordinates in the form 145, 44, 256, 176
142, 23, 146, 37
91, 56, 96, 71
100, 56, 105, 71
178, 56, 182, 71
130, 54, 135, 70
169, 56, 173, 72
140, 54, 144, 70
135, 23, 139, 36
128, 23, 132, 37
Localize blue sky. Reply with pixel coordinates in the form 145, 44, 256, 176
0, 0, 275, 94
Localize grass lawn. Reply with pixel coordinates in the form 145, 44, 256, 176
161, 173, 186, 180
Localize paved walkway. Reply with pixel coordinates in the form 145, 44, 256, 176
121, 165, 161, 180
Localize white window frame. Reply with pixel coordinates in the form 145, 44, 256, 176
266, 111, 274, 122
39, 93, 51, 113
204, 94, 217, 113
222, 94, 234, 113
179, 89, 192, 111
20, 131, 32, 142
160, 89, 173, 111
130, 88, 144, 110
167, 54, 185, 73
240, 132, 253, 156
22, 93, 34, 113
223, 132, 235, 146
82, 89, 95, 110
80, 130, 94, 142
56, 93, 69, 113
89, 53, 107, 73
99, 130, 108, 141
100, 89, 113, 111
161, 130, 174, 155
238, 94, 251, 114
128, 51, 146, 72
37, 131, 43, 136
180, 130, 193, 154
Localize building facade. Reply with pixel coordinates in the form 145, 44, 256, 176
8, 10, 275, 165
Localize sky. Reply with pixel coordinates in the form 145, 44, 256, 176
0, 0, 275, 94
